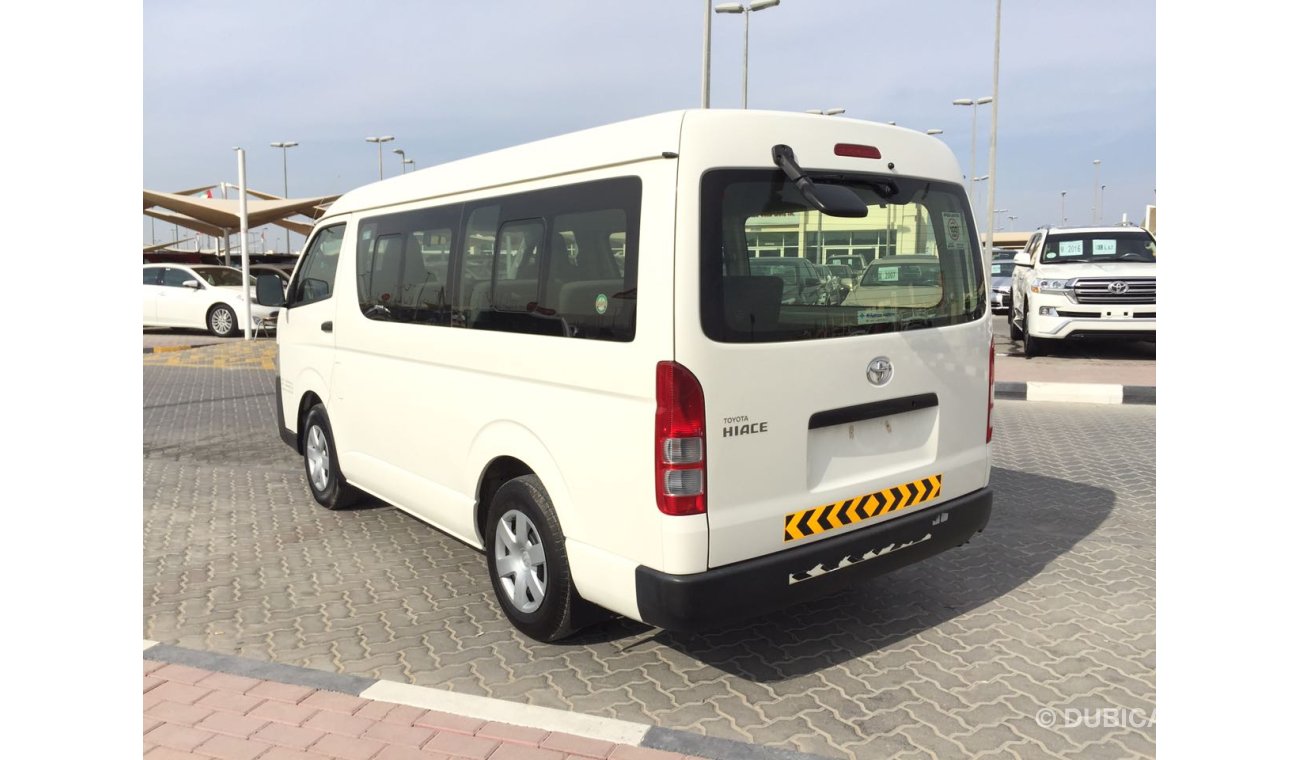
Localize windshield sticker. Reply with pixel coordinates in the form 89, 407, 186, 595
1059, 240, 1084, 257
877, 267, 899, 282
594, 294, 609, 315
1093, 239, 1117, 256
942, 212, 968, 250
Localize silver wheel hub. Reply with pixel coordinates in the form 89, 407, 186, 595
494, 509, 547, 614
305, 424, 330, 493
212, 309, 233, 334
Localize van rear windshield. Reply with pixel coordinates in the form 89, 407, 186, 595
700, 169, 985, 343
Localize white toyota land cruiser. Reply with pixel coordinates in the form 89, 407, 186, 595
1009, 225, 1156, 357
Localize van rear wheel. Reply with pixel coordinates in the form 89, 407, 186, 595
486, 475, 583, 642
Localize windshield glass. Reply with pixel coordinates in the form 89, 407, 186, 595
1041, 230, 1156, 264
701, 169, 984, 342
193, 267, 245, 287
990, 261, 1016, 277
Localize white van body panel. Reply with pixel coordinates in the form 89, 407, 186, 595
673, 110, 990, 568
274, 109, 992, 634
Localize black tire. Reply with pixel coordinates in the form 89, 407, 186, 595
207, 304, 238, 338
1008, 299, 1023, 341
301, 405, 362, 510
1022, 304, 1047, 358
485, 475, 587, 642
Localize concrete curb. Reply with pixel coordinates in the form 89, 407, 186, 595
995, 381, 1154, 405
143, 345, 199, 354
144, 641, 835, 760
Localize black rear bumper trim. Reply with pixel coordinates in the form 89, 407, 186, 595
635, 487, 992, 631
808, 392, 938, 430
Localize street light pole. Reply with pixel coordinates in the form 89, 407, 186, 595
715, 0, 780, 109
393, 148, 407, 174
1100, 185, 1106, 224
1060, 191, 1067, 226
982, 0, 1002, 267
365, 136, 394, 180
952, 95, 992, 194
270, 141, 298, 253
701, 0, 712, 107
1092, 159, 1101, 224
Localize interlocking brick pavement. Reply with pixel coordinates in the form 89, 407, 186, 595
145, 344, 1155, 758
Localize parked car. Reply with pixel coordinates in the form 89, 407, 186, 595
748, 256, 826, 304
989, 247, 1017, 314
811, 262, 845, 304
826, 264, 856, 296
1009, 226, 1156, 357
841, 255, 942, 309
250, 264, 293, 293
143, 263, 279, 337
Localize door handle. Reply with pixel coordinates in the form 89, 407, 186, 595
321, 321, 333, 333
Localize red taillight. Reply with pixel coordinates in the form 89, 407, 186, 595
656, 361, 706, 516
987, 338, 995, 443
834, 143, 882, 159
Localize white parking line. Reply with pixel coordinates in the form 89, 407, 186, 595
360, 679, 650, 746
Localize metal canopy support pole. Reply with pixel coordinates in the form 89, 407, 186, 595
236, 148, 252, 340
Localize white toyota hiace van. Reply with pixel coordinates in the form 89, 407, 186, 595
260, 110, 994, 642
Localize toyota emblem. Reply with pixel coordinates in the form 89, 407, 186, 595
867, 357, 894, 386
1108, 280, 1130, 295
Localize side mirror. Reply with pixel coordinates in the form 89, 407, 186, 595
805, 277, 821, 287
183, 279, 201, 289
1013, 252, 1032, 267
256, 274, 287, 307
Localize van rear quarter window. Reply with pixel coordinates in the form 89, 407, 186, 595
700, 169, 984, 342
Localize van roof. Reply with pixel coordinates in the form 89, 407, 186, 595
324, 110, 962, 219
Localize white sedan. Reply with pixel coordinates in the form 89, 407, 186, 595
143, 263, 279, 337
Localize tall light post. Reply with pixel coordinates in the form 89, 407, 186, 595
270, 141, 298, 253
972, 175, 989, 222
925, 129, 944, 136
393, 148, 407, 174
1091, 159, 1101, 224
714, 0, 780, 109
365, 135, 394, 179
982, 0, 1003, 267
701, 0, 712, 107
403, 158, 415, 172
994, 209, 1008, 230
1100, 185, 1106, 224
1007, 214, 1018, 229
952, 96, 992, 193
1060, 191, 1067, 226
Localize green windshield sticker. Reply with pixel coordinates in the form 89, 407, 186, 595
942, 212, 968, 250
594, 294, 609, 315
1059, 240, 1084, 257
1094, 240, 1117, 255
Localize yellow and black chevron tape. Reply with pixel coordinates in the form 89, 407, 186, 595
783, 474, 942, 542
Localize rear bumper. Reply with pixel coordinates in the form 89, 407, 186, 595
634, 487, 992, 631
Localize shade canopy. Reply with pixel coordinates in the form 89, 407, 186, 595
143, 189, 340, 231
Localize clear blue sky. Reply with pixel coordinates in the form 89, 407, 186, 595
143, 0, 1155, 248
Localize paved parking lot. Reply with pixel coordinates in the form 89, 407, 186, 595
144, 345, 1155, 759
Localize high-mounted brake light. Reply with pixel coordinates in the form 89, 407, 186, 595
655, 361, 707, 516
834, 143, 882, 159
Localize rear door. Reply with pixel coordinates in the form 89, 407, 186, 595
682, 168, 991, 569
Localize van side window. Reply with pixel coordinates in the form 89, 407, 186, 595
464, 177, 641, 342
291, 224, 345, 306
354, 206, 459, 325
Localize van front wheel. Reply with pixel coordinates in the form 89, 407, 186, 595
486, 475, 581, 642
302, 405, 362, 510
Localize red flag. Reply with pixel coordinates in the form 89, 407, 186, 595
205, 189, 213, 199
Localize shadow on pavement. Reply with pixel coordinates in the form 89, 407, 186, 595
629, 466, 1114, 682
